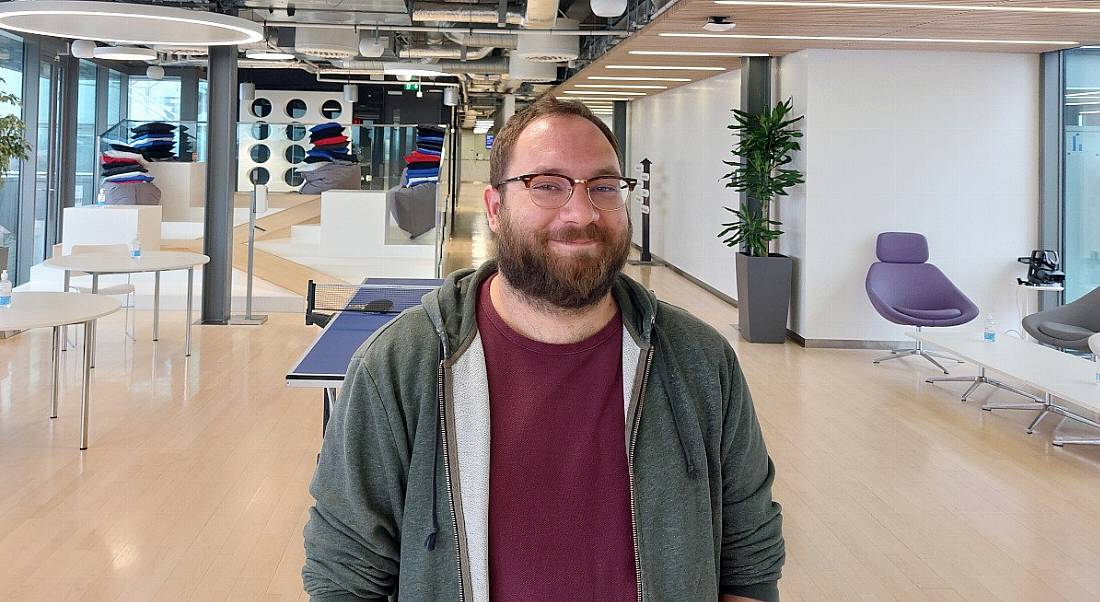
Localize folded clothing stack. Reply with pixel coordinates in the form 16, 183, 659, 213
128, 122, 177, 160
99, 149, 160, 205
402, 126, 445, 187
300, 122, 360, 194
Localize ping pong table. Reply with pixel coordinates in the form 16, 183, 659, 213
287, 277, 444, 433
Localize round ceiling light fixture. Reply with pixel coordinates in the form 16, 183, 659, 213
703, 16, 736, 32
358, 31, 386, 58
0, 1, 264, 46
245, 48, 296, 61
70, 38, 95, 58
146, 65, 165, 80
93, 46, 158, 62
591, 0, 628, 18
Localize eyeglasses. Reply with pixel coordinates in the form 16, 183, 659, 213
494, 172, 638, 211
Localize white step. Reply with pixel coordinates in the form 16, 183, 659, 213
290, 224, 321, 245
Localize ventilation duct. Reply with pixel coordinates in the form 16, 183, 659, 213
444, 33, 517, 49
334, 57, 508, 74
412, 3, 523, 24
507, 54, 557, 82
525, 0, 558, 29
398, 45, 493, 60
513, 19, 579, 62
294, 27, 358, 59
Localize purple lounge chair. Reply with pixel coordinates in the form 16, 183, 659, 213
866, 232, 979, 373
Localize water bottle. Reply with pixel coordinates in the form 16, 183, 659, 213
983, 314, 996, 343
130, 236, 142, 259
1095, 357, 1100, 385
0, 270, 11, 308
96, 188, 105, 207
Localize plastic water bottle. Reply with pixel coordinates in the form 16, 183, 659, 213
1095, 357, 1100, 385
130, 236, 142, 259
0, 270, 11, 308
983, 314, 997, 343
96, 188, 105, 207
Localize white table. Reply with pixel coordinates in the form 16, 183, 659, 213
0, 292, 121, 449
44, 251, 209, 363
1015, 282, 1063, 340
911, 329, 1100, 446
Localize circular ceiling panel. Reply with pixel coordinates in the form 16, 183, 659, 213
0, 1, 264, 46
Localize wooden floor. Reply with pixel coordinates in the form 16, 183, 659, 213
2, 185, 1099, 601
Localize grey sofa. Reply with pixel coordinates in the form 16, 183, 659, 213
1022, 285, 1100, 351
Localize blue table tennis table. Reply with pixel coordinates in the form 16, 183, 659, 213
287, 277, 444, 433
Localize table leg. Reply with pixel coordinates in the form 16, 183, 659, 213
89, 274, 98, 369
62, 270, 70, 352
185, 268, 194, 356
153, 271, 161, 342
80, 320, 93, 450
50, 325, 60, 419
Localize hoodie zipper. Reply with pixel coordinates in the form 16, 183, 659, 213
628, 345, 655, 602
438, 360, 465, 602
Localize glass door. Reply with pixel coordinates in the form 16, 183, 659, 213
32, 56, 60, 265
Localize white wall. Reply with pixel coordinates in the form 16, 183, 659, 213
777, 49, 1039, 343
627, 68, 743, 300
460, 130, 492, 182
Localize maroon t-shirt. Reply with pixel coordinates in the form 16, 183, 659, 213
477, 275, 638, 601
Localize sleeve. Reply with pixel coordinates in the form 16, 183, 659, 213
718, 354, 785, 601
302, 357, 409, 601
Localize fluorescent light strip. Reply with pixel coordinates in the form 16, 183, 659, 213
566, 90, 647, 96
629, 50, 769, 57
1078, 110, 1100, 114
588, 76, 692, 82
575, 84, 668, 89
607, 64, 726, 71
558, 96, 635, 102
714, 1, 1100, 14
1066, 91, 1100, 98
1066, 101, 1100, 106
660, 32, 1078, 45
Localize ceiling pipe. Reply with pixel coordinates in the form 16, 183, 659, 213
335, 56, 507, 74
525, 0, 558, 29
411, 3, 524, 25
444, 32, 517, 49
262, 22, 628, 36
398, 45, 494, 60
316, 73, 460, 87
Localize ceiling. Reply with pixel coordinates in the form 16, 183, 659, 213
552, 0, 1100, 102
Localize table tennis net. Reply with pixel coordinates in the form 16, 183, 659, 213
308, 282, 434, 317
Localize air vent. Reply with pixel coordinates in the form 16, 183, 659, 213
294, 27, 358, 59
512, 19, 578, 63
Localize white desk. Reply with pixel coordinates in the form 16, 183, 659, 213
911, 329, 1100, 446
44, 251, 210, 361
0, 292, 121, 449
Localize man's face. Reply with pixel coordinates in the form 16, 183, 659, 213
484, 114, 631, 310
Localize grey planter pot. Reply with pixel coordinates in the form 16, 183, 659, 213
735, 252, 794, 344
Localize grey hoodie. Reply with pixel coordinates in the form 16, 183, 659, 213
303, 261, 785, 601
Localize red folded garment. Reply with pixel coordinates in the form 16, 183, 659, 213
311, 135, 349, 147
404, 151, 442, 164
101, 155, 140, 165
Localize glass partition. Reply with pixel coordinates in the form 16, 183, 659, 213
100, 119, 207, 162
1063, 49, 1100, 302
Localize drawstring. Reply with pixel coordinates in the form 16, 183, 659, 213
652, 322, 698, 480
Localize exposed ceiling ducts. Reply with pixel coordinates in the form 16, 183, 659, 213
411, 3, 524, 25
525, 0, 559, 29
444, 32, 518, 49
397, 44, 494, 60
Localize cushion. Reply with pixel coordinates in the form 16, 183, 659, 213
894, 306, 963, 321
309, 122, 343, 134
311, 135, 349, 146
876, 232, 929, 263
102, 164, 148, 177
101, 181, 161, 205
102, 150, 147, 163
1037, 321, 1096, 342
132, 122, 176, 135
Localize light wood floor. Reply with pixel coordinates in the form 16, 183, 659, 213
2, 186, 1099, 601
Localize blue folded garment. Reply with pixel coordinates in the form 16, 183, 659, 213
417, 135, 444, 143
106, 174, 155, 183
406, 168, 440, 178
133, 139, 174, 149
405, 176, 437, 187
416, 147, 442, 156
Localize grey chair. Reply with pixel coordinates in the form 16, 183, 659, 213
1022, 285, 1100, 352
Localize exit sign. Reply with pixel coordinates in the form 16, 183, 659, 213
403, 83, 419, 91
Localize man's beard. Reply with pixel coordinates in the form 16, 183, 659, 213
494, 203, 631, 311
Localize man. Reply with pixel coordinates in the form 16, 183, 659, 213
303, 97, 785, 601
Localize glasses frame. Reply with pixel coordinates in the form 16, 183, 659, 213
494, 172, 638, 211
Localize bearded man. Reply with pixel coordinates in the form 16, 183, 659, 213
303, 97, 785, 602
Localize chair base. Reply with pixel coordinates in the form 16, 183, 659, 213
926, 367, 1045, 405
873, 328, 964, 374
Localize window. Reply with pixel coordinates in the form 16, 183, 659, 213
0, 32, 22, 278
128, 76, 181, 122
106, 69, 123, 127
75, 60, 96, 206
1063, 49, 1100, 302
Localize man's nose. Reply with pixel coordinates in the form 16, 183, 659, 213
556, 184, 599, 226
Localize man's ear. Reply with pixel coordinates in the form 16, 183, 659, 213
484, 184, 503, 233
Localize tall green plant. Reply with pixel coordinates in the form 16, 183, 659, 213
0, 78, 29, 186
718, 98, 804, 257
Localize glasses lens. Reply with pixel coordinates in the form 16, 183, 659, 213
587, 177, 629, 210
526, 174, 573, 208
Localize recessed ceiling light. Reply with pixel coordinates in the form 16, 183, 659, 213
588, 76, 692, 82
659, 32, 1078, 45
629, 50, 769, 57
575, 84, 667, 89
0, 0, 263, 45
714, 0, 1100, 14
93, 46, 157, 61
245, 49, 296, 61
607, 64, 726, 71
566, 90, 647, 96
558, 96, 635, 102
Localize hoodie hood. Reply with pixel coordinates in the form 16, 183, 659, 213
422, 260, 660, 360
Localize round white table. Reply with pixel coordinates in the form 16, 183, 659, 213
44, 251, 210, 362
0, 292, 121, 449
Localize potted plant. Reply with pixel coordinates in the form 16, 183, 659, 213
719, 98, 804, 343
0, 78, 29, 276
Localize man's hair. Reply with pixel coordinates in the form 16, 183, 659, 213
489, 97, 622, 187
